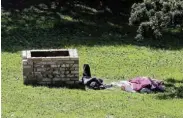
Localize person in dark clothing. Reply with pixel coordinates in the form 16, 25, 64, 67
81, 64, 110, 90
82, 64, 91, 78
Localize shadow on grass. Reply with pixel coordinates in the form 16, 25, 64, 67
30, 82, 86, 90
1, 1, 183, 52
156, 78, 183, 99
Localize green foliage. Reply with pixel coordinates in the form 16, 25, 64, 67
2, 4, 183, 118
129, 0, 183, 39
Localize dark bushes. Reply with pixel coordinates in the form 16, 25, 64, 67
129, 0, 183, 39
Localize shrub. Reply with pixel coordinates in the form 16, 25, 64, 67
129, 0, 183, 39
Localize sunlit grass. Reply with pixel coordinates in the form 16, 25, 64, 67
2, 6, 183, 118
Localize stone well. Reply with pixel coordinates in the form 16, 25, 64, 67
22, 49, 79, 85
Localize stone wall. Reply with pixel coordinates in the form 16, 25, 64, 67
22, 49, 79, 86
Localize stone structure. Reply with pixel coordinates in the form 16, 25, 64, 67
22, 49, 79, 86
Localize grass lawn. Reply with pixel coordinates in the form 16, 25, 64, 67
2, 5, 183, 118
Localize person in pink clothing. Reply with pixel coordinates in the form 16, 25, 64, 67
111, 77, 165, 93
129, 77, 165, 92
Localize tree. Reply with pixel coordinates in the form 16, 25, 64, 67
129, 0, 183, 40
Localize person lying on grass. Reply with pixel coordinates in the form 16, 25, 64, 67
112, 77, 165, 93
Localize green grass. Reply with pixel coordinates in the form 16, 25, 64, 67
2, 6, 183, 118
